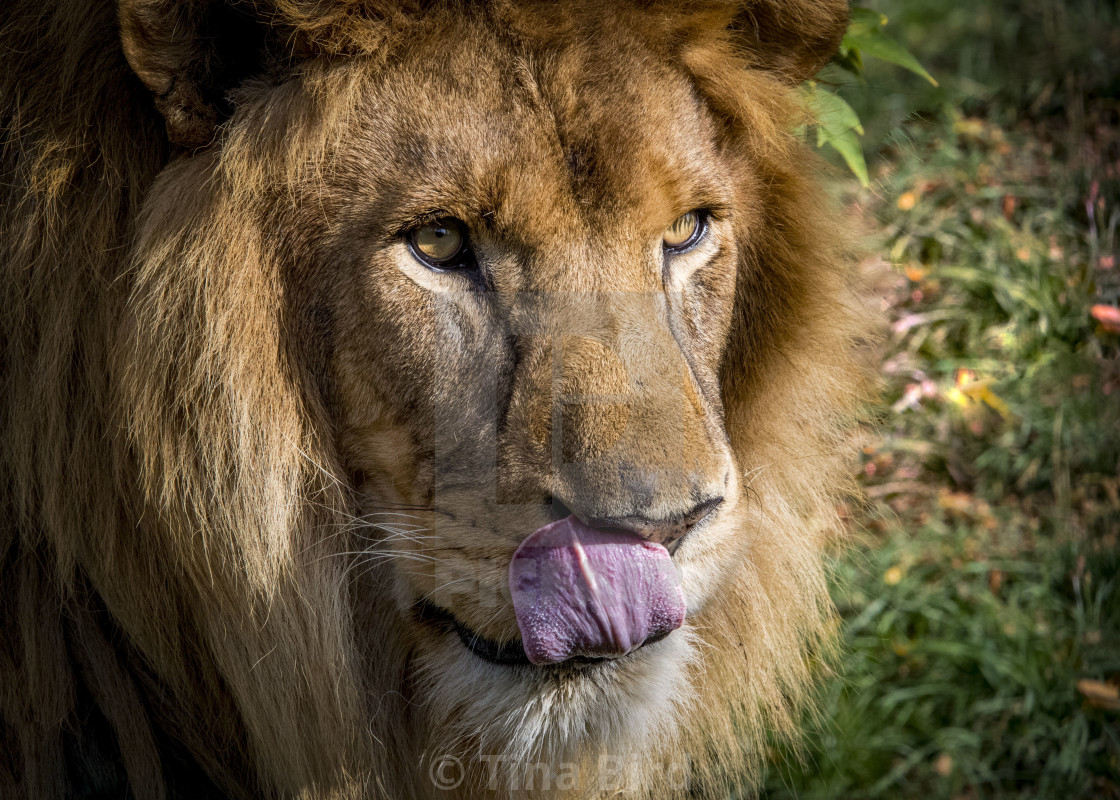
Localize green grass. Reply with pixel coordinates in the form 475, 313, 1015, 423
759, 55, 1120, 798
764, 517, 1119, 799
868, 113, 1120, 514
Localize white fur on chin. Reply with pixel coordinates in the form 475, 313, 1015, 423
414, 624, 700, 797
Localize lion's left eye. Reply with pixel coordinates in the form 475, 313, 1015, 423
662, 210, 706, 254
407, 217, 474, 270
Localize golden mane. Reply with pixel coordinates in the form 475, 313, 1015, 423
0, 1, 871, 797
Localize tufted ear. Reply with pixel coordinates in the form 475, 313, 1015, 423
728, 0, 850, 83
118, 0, 279, 149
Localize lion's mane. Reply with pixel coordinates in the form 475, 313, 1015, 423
0, 1, 872, 798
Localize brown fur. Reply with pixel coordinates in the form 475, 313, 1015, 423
0, 1, 872, 798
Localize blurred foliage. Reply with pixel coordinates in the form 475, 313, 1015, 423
761, 1, 1120, 797
805, 6, 935, 185
821, 0, 1120, 149
764, 517, 1119, 799
869, 115, 1120, 522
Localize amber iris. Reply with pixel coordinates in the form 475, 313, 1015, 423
409, 218, 469, 268
662, 210, 704, 252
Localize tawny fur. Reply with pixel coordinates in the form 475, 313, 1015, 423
0, 1, 872, 798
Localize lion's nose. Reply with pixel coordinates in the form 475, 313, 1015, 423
581, 496, 724, 550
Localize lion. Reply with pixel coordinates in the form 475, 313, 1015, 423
0, 0, 871, 797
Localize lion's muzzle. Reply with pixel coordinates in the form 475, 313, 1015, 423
498, 290, 734, 539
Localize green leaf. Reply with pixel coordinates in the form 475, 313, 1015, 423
802, 85, 870, 187
849, 6, 888, 29
802, 9, 935, 186
842, 26, 938, 86
808, 87, 864, 140
825, 131, 871, 188
831, 47, 865, 78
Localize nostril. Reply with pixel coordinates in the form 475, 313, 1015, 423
575, 495, 724, 549
681, 496, 723, 530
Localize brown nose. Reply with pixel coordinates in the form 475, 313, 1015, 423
582, 496, 724, 550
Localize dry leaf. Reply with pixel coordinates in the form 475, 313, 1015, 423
1077, 679, 1120, 710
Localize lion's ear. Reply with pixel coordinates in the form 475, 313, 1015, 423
118, 0, 278, 149
727, 0, 850, 83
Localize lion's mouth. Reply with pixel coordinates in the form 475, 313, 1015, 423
411, 515, 687, 667
414, 600, 672, 667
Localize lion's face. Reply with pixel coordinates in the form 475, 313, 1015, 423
59, 0, 858, 795
288, 14, 749, 756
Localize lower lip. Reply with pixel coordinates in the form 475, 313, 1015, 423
415, 600, 672, 667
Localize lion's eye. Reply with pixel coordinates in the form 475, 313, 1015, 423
407, 218, 472, 270
662, 210, 706, 253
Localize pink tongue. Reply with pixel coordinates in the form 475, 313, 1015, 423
508, 515, 686, 665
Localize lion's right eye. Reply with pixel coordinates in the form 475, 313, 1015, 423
407, 218, 473, 270
662, 210, 707, 254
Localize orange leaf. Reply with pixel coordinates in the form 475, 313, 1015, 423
904, 263, 928, 282
1091, 305, 1120, 333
